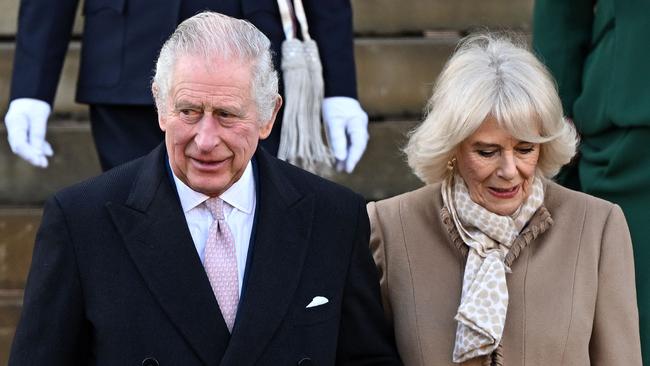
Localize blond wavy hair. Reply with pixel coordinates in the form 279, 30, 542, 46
405, 32, 578, 184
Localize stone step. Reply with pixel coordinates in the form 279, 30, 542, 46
0, 290, 22, 366
0, 121, 102, 205
0, 119, 423, 205
0, 209, 39, 290
353, 0, 533, 35
0, 37, 461, 118
0, 0, 533, 37
356, 36, 457, 118
0, 209, 30, 363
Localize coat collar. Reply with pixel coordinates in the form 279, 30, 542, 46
106, 144, 314, 366
439, 186, 554, 267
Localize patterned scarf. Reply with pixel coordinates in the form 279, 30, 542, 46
441, 174, 544, 363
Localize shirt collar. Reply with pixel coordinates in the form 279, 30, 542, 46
171, 161, 256, 214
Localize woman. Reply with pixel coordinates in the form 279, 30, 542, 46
368, 34, 642, 365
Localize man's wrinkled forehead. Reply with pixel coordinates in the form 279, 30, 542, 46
166, 54, 255, 96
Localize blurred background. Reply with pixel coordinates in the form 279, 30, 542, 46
0, 0, 533, 362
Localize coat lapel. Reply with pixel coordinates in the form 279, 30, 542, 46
220, 149, 315, 366
106, 145, 230, 365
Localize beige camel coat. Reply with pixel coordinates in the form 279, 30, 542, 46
368, 180, 641, 366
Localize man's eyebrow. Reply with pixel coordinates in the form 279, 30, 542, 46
174, 100, 202, 109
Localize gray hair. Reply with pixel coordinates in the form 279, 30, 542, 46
405, 33, 578, 184
152, 12, 279, 122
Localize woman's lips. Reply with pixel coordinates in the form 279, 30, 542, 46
488, 185, 520, 199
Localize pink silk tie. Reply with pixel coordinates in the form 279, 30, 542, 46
204, 197, 239, 332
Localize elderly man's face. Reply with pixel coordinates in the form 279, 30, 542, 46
158, 54, 277, 196
455, 117, 540, 216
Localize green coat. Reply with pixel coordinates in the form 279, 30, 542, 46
534, 0, 650, 363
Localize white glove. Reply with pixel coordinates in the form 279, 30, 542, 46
322, 96, 369, 173
4, 98, 53, 168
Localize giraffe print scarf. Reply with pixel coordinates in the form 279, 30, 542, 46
441, 174, 544, 363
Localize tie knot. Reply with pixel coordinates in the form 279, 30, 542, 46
205, 197, 225, 220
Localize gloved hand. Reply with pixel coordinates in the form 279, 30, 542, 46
4, 98, 53, 168
322, 96, 369, 173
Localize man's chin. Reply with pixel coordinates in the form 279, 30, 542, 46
182, 168, 231, 196
188, 181, 229, 197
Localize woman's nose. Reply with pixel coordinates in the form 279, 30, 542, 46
497, 152, 517, 180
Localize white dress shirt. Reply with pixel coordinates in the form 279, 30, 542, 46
171, 162, 256, 295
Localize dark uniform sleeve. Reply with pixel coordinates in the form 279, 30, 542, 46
10, 0, 80, 103
303, 0, 358, 99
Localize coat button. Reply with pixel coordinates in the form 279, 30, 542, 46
142, 357, 159, 366
297, 357, 313, 366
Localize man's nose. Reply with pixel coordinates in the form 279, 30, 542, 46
194, 115, 221, 151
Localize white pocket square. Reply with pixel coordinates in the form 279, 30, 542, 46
306, 296, 329, 308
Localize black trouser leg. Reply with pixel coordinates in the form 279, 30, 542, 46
89, 104, 164, 171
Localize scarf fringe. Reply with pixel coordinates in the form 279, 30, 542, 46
481, 343, 505, 366
441, 207, 469, 258
504, 206, 553, 267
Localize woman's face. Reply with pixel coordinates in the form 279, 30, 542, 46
455, 117, 540, 216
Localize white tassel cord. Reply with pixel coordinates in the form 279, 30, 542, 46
278, 38, 309, 165
302, 39, 332, 173
278, 39, 332, 174
275, 0, 332, 174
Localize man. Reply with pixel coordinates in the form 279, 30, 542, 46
9, 13, 400, 365
5, 0, 368, 172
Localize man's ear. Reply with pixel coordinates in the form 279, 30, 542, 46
152, 83, 167, 131
259, 95, 283, 139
